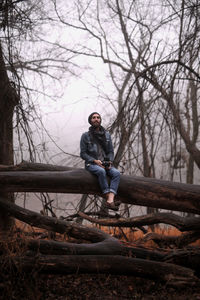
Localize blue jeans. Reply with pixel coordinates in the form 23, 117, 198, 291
86, 164, 120, 195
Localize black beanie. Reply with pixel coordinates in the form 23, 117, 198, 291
88, 112, 101, 125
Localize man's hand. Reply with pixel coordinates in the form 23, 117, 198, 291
94, 160, 104, 168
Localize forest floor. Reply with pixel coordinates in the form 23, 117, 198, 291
1, 223, 200, 299
1, 272, 200, 300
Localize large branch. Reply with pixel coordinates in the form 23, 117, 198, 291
0, 197, 110, 243
0, 163, 200, 214
78, 212, 200, 231
0, 196, 165, 261
0, 196, 166, 263
141, 231, 200, 248
0, 237, 165, 261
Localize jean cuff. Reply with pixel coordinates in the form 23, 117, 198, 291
102, 189, 110, 195
109, 189, 117, 195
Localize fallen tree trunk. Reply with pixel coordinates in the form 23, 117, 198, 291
0, 161, 74, 172
1, 254, 199, 287
0, 237, 165, 261
0, 197, 111, 243
0, 163, 200, 214
0, 195, 199, 260
0, 196, 165, 260
60, 243, 200, 278
1, 195, 200, 286
3, 238, 200, 279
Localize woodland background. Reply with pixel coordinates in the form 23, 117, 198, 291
0, 0, 200, 299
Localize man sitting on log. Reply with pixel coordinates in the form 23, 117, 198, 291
80, 112, 120, 211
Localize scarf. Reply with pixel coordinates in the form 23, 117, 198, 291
89, 126, 107, 153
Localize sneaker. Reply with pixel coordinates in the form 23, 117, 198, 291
114, 200, 121, 207
105, 202, 119, 211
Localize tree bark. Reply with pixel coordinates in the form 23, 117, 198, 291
0, 164, 200, 214
0, 44, 18, 166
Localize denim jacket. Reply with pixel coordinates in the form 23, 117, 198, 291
80, 130, 114, 167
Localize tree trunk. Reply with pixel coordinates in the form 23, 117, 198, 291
0, 164, 200, 214
0, 42, 19, 231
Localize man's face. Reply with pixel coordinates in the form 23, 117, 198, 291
90, 114, 101, 128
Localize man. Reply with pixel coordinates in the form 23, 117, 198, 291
80, 112, 120, 211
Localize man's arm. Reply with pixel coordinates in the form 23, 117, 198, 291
80, 133, 95, 163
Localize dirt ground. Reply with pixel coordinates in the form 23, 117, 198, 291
1, 272, 200, 300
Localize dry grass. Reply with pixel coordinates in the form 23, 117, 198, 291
13, 219, 200, 248
99, 224, 200, 247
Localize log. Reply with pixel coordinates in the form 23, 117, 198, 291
0, 191, 200, 287
0, 196, 167, 262
164, 248, 200, 275
141, 231, 200, 248
0, 197, 110, 243
0, 161, 75, 172
0, 164, 200, 214
1, 254, 199, 287
78, 212, 200, 231
0, 237, 165, 261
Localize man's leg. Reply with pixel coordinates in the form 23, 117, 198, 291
86, 164, 109, 194
107, 167, 120, 195
86, 164, 118, 211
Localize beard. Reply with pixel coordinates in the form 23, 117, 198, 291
91, 121, 101, 128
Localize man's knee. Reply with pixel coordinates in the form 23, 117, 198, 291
113, 168, 120, 175
111, 168, 120, 179
90, 166, 106, 177
97, 168, 106, 176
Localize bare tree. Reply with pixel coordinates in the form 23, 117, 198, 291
0, 0, 83, 229
52, 0, 200, 180
1, 0, 200, 226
